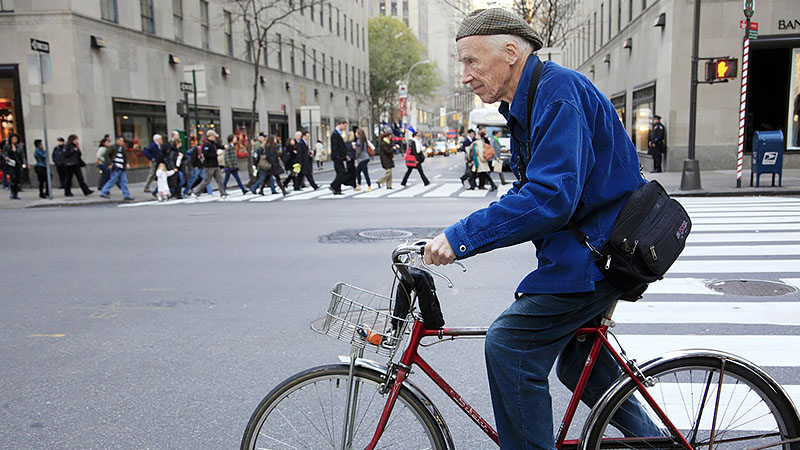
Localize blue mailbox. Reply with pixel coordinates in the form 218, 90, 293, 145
751, 130, 784, 187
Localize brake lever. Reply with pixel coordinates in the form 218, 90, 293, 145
420, 259, 466, 288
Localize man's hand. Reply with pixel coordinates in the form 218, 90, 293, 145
424, 233, 456, 266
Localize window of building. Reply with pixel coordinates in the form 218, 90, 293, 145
338, 60, 342, 87
337, 9, 340, 36
610, 93, 626, 130
200, 0, 209, 50
322, 52, 326, 83
642, 0, 647, 10
391, 1, 397, 16
403, 0, 408, 18
302, 44, 307, 77
362, 28, 365, 50
593, 12, 597, 52
300, 0, 304, 15
225, 11, 233, 56
277, 33, 283, 71
350, 18, 354, 44
173, 0, 183, 42
290, 39, 296, 74
310, 2, 314, 18
600, 3, 604, 45
331, 56, 334, 84
788, 48, 800, 150
351, 65, 355, 90
608, 3, 612, 41
628, 0, 633, 22
344, 14, 347, 40
264, 43, 269, 67
345, 62, 349, 89
329, 4, 332, 31
101, 0, 117, 23
356, 25, 359, 49
113, 100, 167, 169
312, 49, 317, 80
617, 0, 621, 32
379, 1, 386, 15
319, 2, 324, 25
244, 20, 253, 62
632, 84, 655, 152
140, 0, 155, 34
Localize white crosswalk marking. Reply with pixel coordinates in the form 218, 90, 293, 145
387, 183, 437, 198
354, 187, 394, 198
614, 301, 800, 325
423, 183, 462, 197
458, 188, 490, 198
284, 188, 331, 201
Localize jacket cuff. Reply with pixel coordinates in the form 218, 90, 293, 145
444, 221, 472, 259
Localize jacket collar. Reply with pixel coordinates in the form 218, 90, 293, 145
498, 54, 540, 132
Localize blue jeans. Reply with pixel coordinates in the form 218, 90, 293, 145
223, 167, 246, 193
183, 168, 213, 196
250, 169, 278, 194
485, 279, 661, 450
356, 159, 371, 186
100, 170, 131, 198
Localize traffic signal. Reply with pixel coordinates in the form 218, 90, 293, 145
705, 58, 738, 82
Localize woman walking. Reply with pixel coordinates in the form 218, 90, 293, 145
251, 135, 287, 196
400, 132, 430, 187
473, 130, 497, 191
354, 128, 372, 191
376, 132, 394, 189
2, 133, 25, 199
314, 139, 326, 170
222, 134, 248, 195
33, 139, 49, 198
63, 134, 94, 196
281, 136, 299, 190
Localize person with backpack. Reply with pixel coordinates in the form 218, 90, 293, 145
399, 131, 430, 187
489, 129, 508, 185
473, 129, 497, 191
423, 9, 664, 449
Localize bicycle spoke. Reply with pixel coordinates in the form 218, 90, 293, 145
314, 381, 335, 445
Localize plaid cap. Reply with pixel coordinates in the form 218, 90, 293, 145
456, 8, 543, 51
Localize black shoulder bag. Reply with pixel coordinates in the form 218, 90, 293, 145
517, 60, 692, 300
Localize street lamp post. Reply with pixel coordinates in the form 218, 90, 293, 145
403, 59, 430, 135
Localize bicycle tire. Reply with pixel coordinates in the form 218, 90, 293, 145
582, 354, 800, 450
241, 364, 448, 450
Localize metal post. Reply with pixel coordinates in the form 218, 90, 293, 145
736, 27, 751, 188
681, 0, 703, 190
183, 90, 190, 145
39, 53, 53, 199
192, 70, 200, 140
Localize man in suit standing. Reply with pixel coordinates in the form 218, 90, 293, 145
294, 131, 319, 190
329, 120, 349, 194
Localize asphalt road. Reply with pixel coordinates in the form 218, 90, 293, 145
2, 155, 799, 449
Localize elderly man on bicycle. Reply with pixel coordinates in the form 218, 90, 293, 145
425, 8, 659, 450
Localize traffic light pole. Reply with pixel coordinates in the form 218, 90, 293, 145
736, 14, 752, 187
682, 0, 703, 190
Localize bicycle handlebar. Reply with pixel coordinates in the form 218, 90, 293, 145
392, 241, 465, 289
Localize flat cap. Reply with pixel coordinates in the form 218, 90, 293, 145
456, 8, 543, 51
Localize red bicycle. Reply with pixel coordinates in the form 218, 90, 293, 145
241, 243, 800, 450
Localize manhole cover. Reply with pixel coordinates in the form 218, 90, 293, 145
705, 280, 797, 296
358, 229, 414, 240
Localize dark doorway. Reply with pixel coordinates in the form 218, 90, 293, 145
747, 40, 796, 152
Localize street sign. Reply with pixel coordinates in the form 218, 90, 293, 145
739, 20, 758, 30
747, 29, 758, 39
30, 38, 50, 53
743, 0, 754, 18
439, 107, 446, 127
398, 83, 408, 98
180, 81, 193, 92
399, 97, 407, 117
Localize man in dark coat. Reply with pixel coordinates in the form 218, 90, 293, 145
459, 129, 477, 189
142, 134, 163, 192
52, 137, 67, 188
294, 131, 319, 190
648, 115, 666, 173
192, 130, 227, 198
328, 120, 350, 194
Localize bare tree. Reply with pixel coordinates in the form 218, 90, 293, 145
513, 0, 579, 48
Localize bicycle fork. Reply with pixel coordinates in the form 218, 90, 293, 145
340, 345, 365, 450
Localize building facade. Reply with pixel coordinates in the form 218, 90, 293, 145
0, 0, 370, 182
563, 0, 800, 172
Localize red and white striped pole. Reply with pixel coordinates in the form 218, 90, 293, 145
737, 20, 751, 187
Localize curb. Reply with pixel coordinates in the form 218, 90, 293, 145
669, 188, 800, 197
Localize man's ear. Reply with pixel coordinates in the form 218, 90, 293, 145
505, 41, 520, 66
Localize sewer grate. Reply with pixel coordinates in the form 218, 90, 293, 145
705, 279, 797, 297
320, 227, 445, 244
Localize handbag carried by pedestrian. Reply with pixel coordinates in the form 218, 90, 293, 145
257, 154, 272, 171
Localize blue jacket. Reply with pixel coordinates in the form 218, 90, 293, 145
444, 56, 645, 295
143, 141, 162, 162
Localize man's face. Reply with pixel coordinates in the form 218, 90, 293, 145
338, 123, 347, 131
458, 36, 514, 104
116, 138, 125, 147
208, 134, 216, 141
469, 132, 475, 138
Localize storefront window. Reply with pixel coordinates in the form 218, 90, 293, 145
113, 100, 167, 168
232, 110, 258, 157
632, 85, 655, 152
787, 48, 800, 150
610, 93, 626, 130
0, 77, 19, 142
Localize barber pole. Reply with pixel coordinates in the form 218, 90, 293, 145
736, 37, 749, 188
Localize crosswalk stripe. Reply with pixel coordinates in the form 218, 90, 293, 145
354, 187, 394, 198
692, 217, 800, 224
678, 198, 800, 205
692, 223, 800, 232
681, 244, 800, 256
497, 184, 514, 197
284, 188, 331, 201
387, 183, 437, 198
248, 192, 284, 202
671, 259, 800, 273
614, 302, 800, 325
225, 193, 258, 202
688, 232, 800, 243
643, 278, 722, 295
459, 188, 490, 198
616, 335, 800, 367
320, 188, 362, 199
689, 211, 800, 217
423, 183, 463, 198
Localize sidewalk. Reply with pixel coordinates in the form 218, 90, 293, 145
3, 166, 799, 209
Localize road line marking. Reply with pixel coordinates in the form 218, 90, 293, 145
387, 183, 437, 198
693, 223, 800, 232
28, 334, 66, 338
780, 278, 800, 290
615, 302, 800, 325
284, 189, 332, 201
497, 184, 514, 197
693, 217, 800, 224
681, 244, 800, 256
354, 187, 394, 198
118, 200, 159, 208
423, 183, 462, 197
643, 278, 721, 295
671, 259, 800, 273
616, 335, 800, 367
458, 188, 490, 198
688, 232, 800, 243
320, 189, 362, 199
248, 193, 284, 202
689, 211, 800, 217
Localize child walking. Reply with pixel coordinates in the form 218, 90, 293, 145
155, 162, 177, 202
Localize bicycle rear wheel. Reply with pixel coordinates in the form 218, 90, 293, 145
241, 364, 447, 450
582, 354, 800, 450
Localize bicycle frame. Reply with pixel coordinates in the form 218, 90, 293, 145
362, 317, 695, 450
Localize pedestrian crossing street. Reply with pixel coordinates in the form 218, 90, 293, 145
605, 196, 800, 413
117, 180, 514, 207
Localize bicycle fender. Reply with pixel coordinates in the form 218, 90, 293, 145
339, 357, 457, 450
577, 348, 800, 450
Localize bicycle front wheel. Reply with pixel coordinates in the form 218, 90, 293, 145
241, 364, 447, 450
582, 354, 800, 450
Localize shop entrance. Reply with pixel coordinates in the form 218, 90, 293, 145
747, 36, 800, 152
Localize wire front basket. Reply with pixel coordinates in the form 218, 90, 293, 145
320, 282, 413, 358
